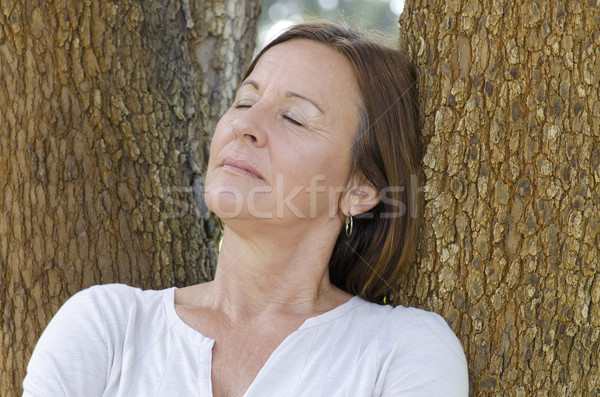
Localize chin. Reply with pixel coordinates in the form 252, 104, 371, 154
204, 187, 243, 219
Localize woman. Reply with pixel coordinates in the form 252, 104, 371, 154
24, 22, 468, 396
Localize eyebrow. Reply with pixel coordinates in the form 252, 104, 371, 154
240, 79, 324, 114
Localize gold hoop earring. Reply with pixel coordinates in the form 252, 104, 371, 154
345, 215, 353, 237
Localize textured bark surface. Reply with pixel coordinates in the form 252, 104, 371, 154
0, 0, 261, 394
398, 0, 600, 394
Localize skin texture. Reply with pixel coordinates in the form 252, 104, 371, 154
205, 40, 367, 224
175, 39, 380, 397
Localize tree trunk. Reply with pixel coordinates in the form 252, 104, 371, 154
398, 0, 599, 394
0, 0, 261, 394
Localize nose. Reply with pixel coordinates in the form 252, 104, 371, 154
231, 105, 268, 147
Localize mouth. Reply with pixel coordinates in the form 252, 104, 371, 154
221, 158, 265, 180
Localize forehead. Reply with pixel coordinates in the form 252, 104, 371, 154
248, 39, 361, 114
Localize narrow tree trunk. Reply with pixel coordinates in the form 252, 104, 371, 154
0, 0, 261, 394
399, 0, 600, 394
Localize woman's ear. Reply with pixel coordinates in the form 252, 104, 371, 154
340, 177, 380, 217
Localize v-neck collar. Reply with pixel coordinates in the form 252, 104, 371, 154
163, 287, 365, 396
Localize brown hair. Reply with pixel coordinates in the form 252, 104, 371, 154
243, 22, 422, 304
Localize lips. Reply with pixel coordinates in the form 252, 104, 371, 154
221, 157, 265, 180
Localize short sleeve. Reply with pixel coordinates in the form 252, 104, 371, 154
22, 286, 118, 396
381, 309, 469, 396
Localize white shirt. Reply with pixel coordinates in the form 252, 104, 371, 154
23, 284, 468, 396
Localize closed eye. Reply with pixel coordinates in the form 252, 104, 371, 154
233, 98, 255, 109
283, 114, 304, 127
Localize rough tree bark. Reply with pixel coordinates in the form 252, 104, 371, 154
398, 0, 599, 395
0, 0, 261, 394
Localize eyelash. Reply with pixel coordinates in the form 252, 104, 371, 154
283, 114, 303, 127
234, 102, 305, 128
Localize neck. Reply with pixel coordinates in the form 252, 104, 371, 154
205, 219, 350, 320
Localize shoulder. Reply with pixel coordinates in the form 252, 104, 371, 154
64, 283, 138, 306
390, 306, 466, 366
353, 299, 463, 351
62, 283, 168, 316
32, 283, 171, 360
50, 284, 134, 326
388, 305, 464, 352
23, 284, 173, 395
53, 284, 173, 343
349, 300, 468, 396
387, 307, 469, 396
72, 282, 146, 302
29, 283, 168, 351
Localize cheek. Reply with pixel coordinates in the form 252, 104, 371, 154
207, 118, 232, 165
204, 178, 244, 219
303, 146, 350, 182
276, 143, 350, 196
205, 119, 230, 195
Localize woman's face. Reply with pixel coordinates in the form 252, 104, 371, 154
204, 39, 362, 226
